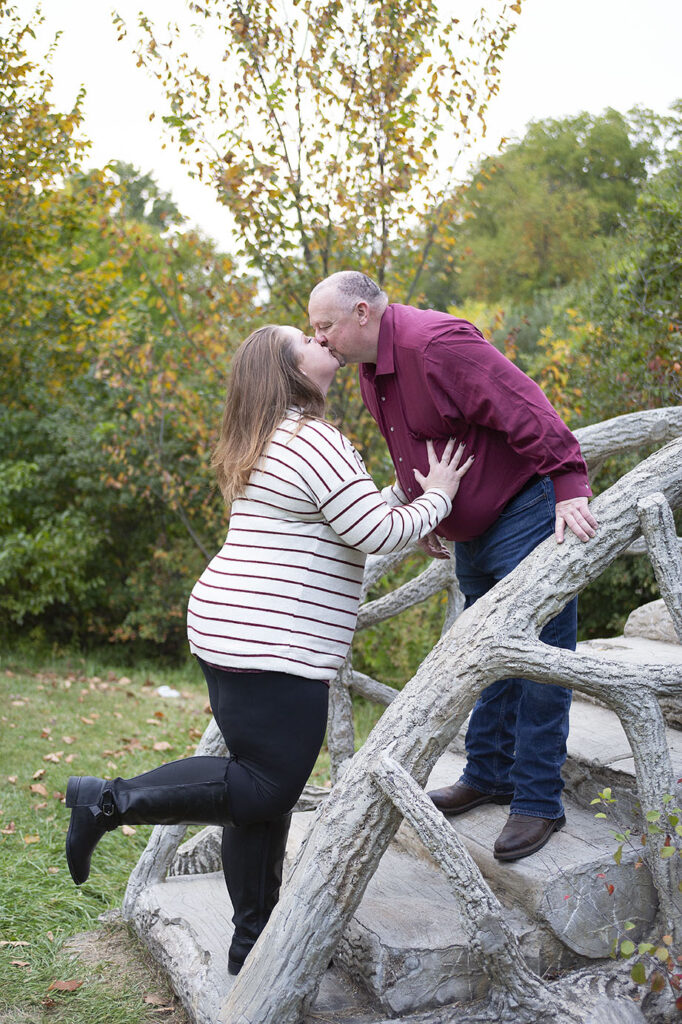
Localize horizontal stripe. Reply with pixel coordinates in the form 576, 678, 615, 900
188, 414, 452, 680
190, 580, 359, 617
187, 602, 352, 634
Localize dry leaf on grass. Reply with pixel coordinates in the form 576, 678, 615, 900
30, 783, 48, 797
32, 768, 46, 779
24, 835, 40, 844
143, 992, 167, 1005
11, 960, 30, 967
0, 940, 29, 947
47, 979, 83, 992
153, 741, 173, 752
121, 825, 137, 836
7, 775, 18, 784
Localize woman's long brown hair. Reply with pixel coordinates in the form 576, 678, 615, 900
211, 325, 326, 505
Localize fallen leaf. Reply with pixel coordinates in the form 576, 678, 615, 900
11, 960, 30, 967
11, 700, 25, 707
144, 992, 167, 1005
48, 867, 59, 875
24, 835, 40, 844
80, 717, 94, 726
33, 802, 48, 810
153, 741, 172, 752
30, 784, 48, 797
65, 754, 76, 764
0, 940, 29, 947
40, 728, 51, 739
121, 825, 137, 836
32, 768, 46, 780
7, 775, 17, 784
47, 979, 83, 992
62, 736, 76, 745
41, 997, 56, 1008
154, 711, 165, 719
1, 822, 16, 834
118, 676, 132, 685
43, 752, 64, 763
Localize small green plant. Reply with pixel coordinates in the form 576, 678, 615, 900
591, 786, 682, 1005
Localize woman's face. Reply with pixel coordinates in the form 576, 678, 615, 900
282, 326, 341, 395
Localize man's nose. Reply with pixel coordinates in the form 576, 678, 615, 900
314, 328, 327, 343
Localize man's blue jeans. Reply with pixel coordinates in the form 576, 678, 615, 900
455, 476, 576, 820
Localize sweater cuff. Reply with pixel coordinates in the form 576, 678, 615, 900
551, 472, 593, 502
381, 481, 408, 507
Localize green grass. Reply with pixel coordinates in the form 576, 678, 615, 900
0, 646, 384, 1022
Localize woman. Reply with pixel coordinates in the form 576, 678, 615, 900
64, 324, 473, 975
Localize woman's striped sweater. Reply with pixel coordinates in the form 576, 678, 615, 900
187, 414, 452, 680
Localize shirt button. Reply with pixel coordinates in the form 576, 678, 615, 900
389, 426, 394, 432
398, 457, 403, 462
381, 396, 386, 402
407, 488, 412, 493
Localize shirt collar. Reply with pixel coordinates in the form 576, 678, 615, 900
369, 304, 395, 377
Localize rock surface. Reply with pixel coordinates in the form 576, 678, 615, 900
624, 598, 680, 645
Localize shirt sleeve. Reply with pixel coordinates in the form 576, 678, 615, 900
291, 421, 451, 554
424, 326, 591, 502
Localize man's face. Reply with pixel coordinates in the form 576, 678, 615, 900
308, 289, 361, 366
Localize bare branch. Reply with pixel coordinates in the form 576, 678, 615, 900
574, 406, 682, 468
348, 669, 398, 706
357, 557, 454, 631
638, 492, 682, 642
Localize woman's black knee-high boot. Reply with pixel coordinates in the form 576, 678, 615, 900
65, 756, 234, 886
222, 812, 292, 975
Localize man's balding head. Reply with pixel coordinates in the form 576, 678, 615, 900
308, 271, 388, 365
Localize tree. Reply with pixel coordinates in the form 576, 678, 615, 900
417, 106, 673, 309
116, 0, 522, 314
0, 4, 263, 650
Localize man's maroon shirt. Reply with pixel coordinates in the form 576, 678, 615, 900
359, 304, 591, 542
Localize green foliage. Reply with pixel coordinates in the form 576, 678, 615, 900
591, 788, 682, 1003
418, 105, 672, 309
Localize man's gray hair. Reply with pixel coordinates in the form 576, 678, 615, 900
311, 271, 388, 315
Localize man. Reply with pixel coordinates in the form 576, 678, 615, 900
308, 271, 598, 862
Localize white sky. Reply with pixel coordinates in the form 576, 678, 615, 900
16, 0, 682, 250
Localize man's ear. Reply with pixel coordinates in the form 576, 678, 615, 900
355, 300, 370, 325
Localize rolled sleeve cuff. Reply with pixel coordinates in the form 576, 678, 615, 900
551, 472, 593, 502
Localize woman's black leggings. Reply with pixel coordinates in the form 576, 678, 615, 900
198, 658, 329, 825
